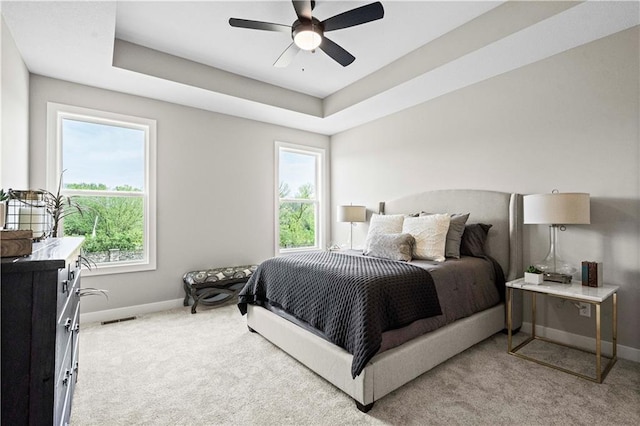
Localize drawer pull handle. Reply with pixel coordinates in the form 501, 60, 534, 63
69, 270, 75, 281
62, 369, 72, 386
62, 280, 69, 293
73, 323, 80, 333
64, 318, 72, 331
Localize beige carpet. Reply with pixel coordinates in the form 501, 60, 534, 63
70, 304, 640, 425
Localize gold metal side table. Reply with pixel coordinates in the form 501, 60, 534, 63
506, 278, 618, 383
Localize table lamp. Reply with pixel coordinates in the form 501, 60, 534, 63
337, 205, 366, 250
523, 191, 590, 275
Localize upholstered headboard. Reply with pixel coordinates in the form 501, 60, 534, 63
381, 189, 523, 281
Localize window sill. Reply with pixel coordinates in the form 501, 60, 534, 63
278, 248, 323, 256
82, 260, 156, 277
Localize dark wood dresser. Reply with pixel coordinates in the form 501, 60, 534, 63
1, 237, 84, 426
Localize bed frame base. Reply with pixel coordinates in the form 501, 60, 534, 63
247, 303, 505, 410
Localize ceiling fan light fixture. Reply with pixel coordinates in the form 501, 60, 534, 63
293, 24, 322, 50
230, 1, 385, 67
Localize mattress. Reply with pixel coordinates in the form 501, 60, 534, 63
264, 254, 501, 355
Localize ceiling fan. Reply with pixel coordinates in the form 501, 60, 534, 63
229, 0, 384, 67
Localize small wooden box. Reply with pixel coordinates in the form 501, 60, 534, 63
1, 230, 33, 257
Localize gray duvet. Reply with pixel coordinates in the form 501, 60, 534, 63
239, 252, 504, 377
238, 252, 442, 378
378, 255, 502, 352
260, 254, 503, 356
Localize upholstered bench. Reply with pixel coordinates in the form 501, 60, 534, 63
183, 264, 258, 314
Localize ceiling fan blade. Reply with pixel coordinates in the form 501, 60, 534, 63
319, 37, 355, 67
274, 42, 301, 68
292, 0, 313, 20
229, 18, 291, 33
322, 2, 384, 32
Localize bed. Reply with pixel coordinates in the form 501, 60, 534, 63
241, 189, 523, 411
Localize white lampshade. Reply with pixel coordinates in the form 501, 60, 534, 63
337, 205, 366, 223
523, 193, 590, 225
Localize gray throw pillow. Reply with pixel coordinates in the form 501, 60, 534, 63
364, 233, 415, 262
460, 223, 493, 257
421, 212, 470, 258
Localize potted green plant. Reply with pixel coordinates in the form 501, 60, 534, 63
524, 265, 544, 284
41, 171, 85, 238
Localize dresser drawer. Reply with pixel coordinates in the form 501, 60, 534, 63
55, 300, 80, 380
57, 264, 70, 313
55, 275, 80, 381
57, 256, 81, 314
56, 303, 80, 426
58, 376, 73, 426
54, 335, 73, 426
69, 324, 80, 425
57, 265, 80, 327
71, 299, 81, 380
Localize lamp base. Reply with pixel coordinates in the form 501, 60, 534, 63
535, 225, 576, 276
543, 272, 573, 283
534, 259, 576, 276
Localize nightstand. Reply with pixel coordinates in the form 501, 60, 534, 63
506, 278, 618, 383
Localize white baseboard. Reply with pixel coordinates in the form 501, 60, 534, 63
80, 298, 185, 324
521, 321, 639, 363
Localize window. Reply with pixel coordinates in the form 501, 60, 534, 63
47, 103, 156, 275
275, 142, 326, 254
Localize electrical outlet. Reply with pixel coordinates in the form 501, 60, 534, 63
579, 303, 591, 317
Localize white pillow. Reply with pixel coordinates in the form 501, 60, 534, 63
402, 214, 451, 262
363, 214, 405, 252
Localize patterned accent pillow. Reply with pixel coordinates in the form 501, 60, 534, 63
421, 212, 470, 258
364, 233, 415, 262
402, 214, 451, 262
363, 214, 405, 252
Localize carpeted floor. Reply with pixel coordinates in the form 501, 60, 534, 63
70, 304, 640, 425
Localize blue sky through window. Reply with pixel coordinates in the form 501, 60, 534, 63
280, 150, 316, 198
62, 119, 144, 190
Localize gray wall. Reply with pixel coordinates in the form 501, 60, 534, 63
331, 27, 639, 351
7, 14, 639, 352
29, 75, 330, 314
1, 15, 29, 188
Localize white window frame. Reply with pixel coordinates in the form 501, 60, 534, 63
275, 141, 327, 255
46, 102, 157, 276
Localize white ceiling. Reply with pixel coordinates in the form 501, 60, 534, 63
115, 1, 501, 98
2, 1, 639, 135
